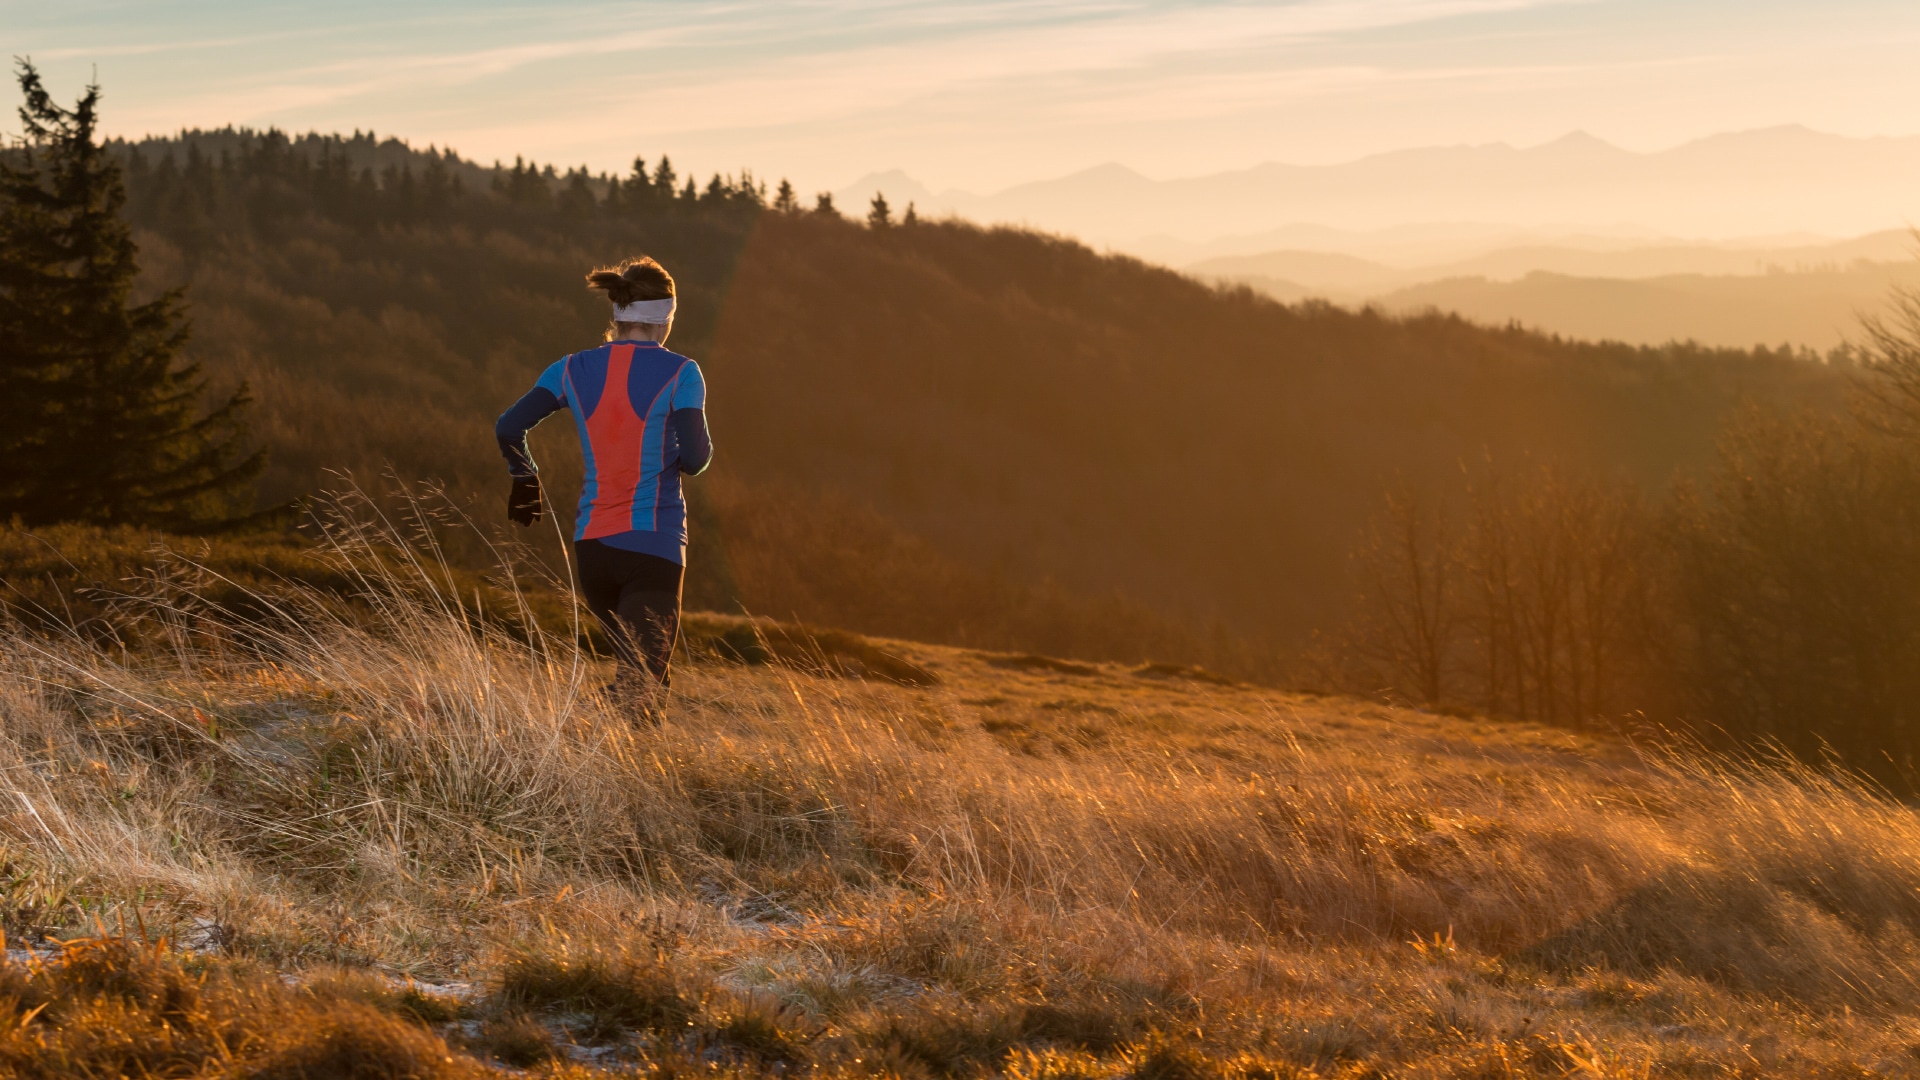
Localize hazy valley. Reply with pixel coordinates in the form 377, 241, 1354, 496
1192, 229, 1920, 349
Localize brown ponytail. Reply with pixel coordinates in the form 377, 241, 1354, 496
586, 256, 675, 306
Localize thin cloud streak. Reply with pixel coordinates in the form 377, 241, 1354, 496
35, 36, 269, 60
150, 0, 1581, 136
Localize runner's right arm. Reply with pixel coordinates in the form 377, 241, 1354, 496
495, 360, 569, 476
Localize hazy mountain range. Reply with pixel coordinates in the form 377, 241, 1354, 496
838, 127, 1920, 264
1182, 231, 1920, 351
835, 131, 1920, 350
1189, 231, 1917, 293
1365, 264, 1920, 351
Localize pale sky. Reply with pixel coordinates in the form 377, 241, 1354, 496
8, 1, 1920, 197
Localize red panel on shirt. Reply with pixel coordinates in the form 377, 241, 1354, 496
581, 345, 645, 539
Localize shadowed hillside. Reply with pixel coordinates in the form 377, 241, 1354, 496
706, 215, 1846, 645
111, 128, 1849, 668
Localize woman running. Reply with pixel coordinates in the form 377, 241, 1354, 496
494, 256, 712, 716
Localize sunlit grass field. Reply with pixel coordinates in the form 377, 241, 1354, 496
0, 515, 1916, 1077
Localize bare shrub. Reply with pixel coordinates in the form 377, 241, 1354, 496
1667, 408, 1920, 778
1333, 462, 1655, 727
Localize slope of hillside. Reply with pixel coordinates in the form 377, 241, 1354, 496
1, 529, 1916, 1076
704, 215, 1844, 644
1376, 264, 1920, 350
114, 129, 1849, 667
1208, 259, 1920, 351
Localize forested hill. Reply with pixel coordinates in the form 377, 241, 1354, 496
111, 128, 1848, 666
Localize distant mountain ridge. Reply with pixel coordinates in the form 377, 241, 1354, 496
1364, 264, 1920, 352
1189, 229, 1920, 350
1191, 230, 1919, 296
838, 127, 1920, 260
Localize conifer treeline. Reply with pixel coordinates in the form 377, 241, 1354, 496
112, 125, 809, 245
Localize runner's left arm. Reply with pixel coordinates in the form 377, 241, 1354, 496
670, 361, 713, 475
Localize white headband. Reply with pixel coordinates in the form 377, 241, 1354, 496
612, 297, 675, 323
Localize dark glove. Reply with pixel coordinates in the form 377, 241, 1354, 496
507, 474, 542, 526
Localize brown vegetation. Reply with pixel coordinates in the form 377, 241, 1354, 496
1328, 394, 1920, 784
1331, 464, 1658, 729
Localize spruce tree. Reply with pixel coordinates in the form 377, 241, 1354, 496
619, 155, 650, 214
556, 165, 595, 217
0, 61, 261, 529
652, 155, 677, 201
867, 191, 892, 229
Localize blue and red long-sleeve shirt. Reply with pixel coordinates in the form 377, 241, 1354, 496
495, 341, 712, 564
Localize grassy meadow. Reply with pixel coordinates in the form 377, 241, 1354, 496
0, 517, 1915, 1077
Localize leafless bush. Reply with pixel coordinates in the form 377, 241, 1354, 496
1337, 462, 1655, 728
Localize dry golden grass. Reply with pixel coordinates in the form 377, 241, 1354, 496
0, 513, 1917, 1076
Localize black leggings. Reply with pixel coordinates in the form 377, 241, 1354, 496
575, 539, 684, 686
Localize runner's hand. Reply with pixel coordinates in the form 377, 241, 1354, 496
507, 475, 542, 526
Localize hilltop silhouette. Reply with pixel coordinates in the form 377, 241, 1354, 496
98, 127, 1849, 672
